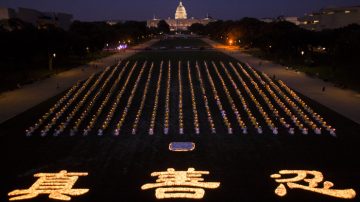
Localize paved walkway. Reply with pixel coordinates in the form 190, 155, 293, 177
0, 39, 158, 124
203, 38, 360, 124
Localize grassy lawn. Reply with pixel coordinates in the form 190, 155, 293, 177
0, 51, 114, 93
0, 38, 359, 202
244, 48, 360, 92
151, 37, 211, 49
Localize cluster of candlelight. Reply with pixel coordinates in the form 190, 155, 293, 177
26, 58, 336, 136
261, 71, 320, 134
25, 79, 82, 136
86, 62, 129, 136
219, 62, 259, 133
195, 62, 216, 133
102, 62, 138, 131
277, 80, 336, 136
238, 63, 288, 134
229, 62, 273, 134
242, 63, 308, 133
244, 62, 335, 136
132, 63, 154, 135
178, 61, 184, 134
115, 62, 147, 134
204, 61, 232, 134
42, 66, 111, 137
163, 61, 171, 134
213, 62, 246, 131
187, 61, 200, 134
204, 62, 233, 134
71, 65, 119, 136
149, 61, 163, 135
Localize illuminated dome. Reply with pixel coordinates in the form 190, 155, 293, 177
175, 1, 187, 19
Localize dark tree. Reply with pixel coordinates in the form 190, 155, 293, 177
189, 23, 205, 35
157, 20, 170, 34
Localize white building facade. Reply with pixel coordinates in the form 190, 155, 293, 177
299, 6, 360, 31
147, 1, 215, 31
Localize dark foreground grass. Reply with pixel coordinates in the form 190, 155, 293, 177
1, 39, 360, 202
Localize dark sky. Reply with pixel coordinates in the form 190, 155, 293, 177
1, 0, 359, 21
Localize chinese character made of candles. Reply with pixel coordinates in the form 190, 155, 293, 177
141, 168, 220, 199
8, 170, 89, 201
271, 170, 356, 199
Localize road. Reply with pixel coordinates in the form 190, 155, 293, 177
203, 38, 360, 125
0, 39, 159, 124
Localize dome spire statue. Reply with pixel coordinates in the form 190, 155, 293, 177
175, 0, 187, 19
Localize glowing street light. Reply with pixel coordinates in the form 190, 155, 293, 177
49, 53, 56, 71
228, 39, 234, 46
301, 50, 305, 56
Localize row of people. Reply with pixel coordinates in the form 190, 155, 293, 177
101, 62, 138, 131
163, 61, 171, 135
219, 62, 260, 133
149, 61, 164, 135
259, 70, 323, 135
187, 61, 200, 134
115, 62, 148, 135
236, 62, 293, 134
240, 62, 309, 134
229, 62, 273, 134
178, 61, 184, 134
277, 80, 336, 136
195, 62, 216, 134
204, 61, 232, 134
86, 62, 130, 136
40, 65, 113, 136
70, 64, 120, 136
132, 63, 154, 135
211, 62, 246, 133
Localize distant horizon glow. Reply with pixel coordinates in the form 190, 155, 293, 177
0, 0, 359, 21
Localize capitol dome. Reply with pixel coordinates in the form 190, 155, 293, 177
175, 1, 187, 19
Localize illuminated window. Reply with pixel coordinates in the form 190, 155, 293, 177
345, 10, 351, 14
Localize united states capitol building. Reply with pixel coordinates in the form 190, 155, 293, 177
147, 1, 215, 31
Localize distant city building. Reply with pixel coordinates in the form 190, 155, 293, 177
282, 16, 301, 25
147, 1, 215, 31
260, 16, 300, 25
106, 20, 119, 26
0, 7, 73, 30
0, 7, 16, 20
299, 5, 360, 31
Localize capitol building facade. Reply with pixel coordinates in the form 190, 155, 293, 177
147, 1, 215, 31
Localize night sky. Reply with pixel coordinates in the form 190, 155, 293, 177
1, 0, 359, 21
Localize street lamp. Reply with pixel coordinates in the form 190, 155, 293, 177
301, 50, 305, 56
49, 53, 56, 71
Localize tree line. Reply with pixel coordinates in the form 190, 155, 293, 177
189, 18, 360, 90
0, 19, 150, 62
